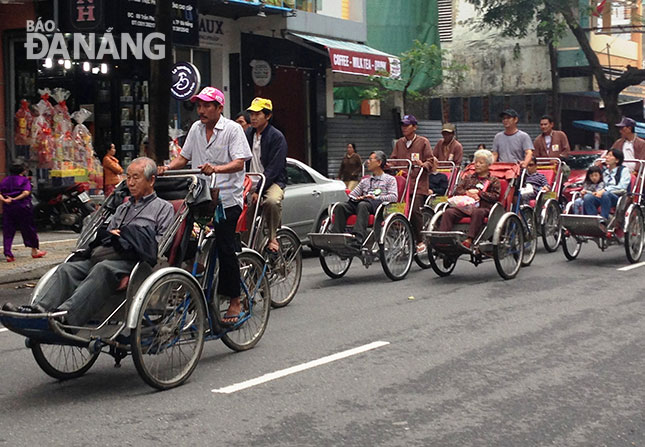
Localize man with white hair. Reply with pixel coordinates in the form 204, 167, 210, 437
3, 157, 175, 326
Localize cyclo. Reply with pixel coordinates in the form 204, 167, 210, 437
416, 160, 462, 269
560, 159, 645, 263
0, 170, 271, 390
523, 157, 565, 252
308, 159, 421, 281
422, 162, 535, 280
240, 172, 302, 308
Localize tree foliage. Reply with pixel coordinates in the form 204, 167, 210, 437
368, 40, 468, 112
466, 0, 645, 140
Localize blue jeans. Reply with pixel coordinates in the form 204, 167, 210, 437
583, 191, 618, 219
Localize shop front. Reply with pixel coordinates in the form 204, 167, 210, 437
3, 0, 199, 192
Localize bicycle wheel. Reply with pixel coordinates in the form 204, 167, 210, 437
414, 209, 434, 269
625, 207, 644, 263
318, 216, 352, 279
541, 200, 562, 252
493, 214, 524, 280
131, 272, 206, 390
520, 207, 537, 267
428, 245, 457, 277
561, 229, 582, 260
268, 228, 302, 308
380, 214, 414, 281
221, 250, 271, 352
31, 342, 100, 380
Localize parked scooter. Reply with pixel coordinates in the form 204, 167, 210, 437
33, 183, 96, 233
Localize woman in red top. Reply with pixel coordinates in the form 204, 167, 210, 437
438, 149, 501, 248
102, 143, 123, 197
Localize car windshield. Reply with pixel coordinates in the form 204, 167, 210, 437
563, 153, 601, 170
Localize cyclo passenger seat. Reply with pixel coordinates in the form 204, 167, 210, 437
341, 174, 406, 227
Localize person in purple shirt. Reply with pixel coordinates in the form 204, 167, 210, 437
0, 163, 46, 262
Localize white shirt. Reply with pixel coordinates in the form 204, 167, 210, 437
622, 139, 636, 171
181, 116, 252, 208
249, 132, 264, 174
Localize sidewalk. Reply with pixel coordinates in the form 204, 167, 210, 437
0, 238, 77, 284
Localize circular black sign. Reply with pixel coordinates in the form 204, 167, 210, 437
171, 62, 201, 101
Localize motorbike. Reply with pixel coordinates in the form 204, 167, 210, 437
33, 183, 96, 233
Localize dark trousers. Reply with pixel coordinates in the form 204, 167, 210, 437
2, 205, 39, 257
439, 206, 491, 239
410, 193, 427, 244
216, 205, 242, 298
35, 258, 136, 326
331, 200, 374, 241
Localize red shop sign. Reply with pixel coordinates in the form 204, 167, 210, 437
328, 47, 400, 78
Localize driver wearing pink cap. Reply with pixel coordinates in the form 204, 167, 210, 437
160, 86, 252, 324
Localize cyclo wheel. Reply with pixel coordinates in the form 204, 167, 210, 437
221, 250, 271, 352
541, 200, 562, 252
493, 214, 525, 280
380, 214, 414, 281
268, 228, 302, 308
414, 208, 434, 269
31, 342, 100, 380
131, 272, 206, 390
318, 216, 352, 279
625, 206, 644, 263
561, 229, 582, 260
428, 245, 457, 277
520, 207, 537, 267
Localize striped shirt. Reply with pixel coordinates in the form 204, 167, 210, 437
349, 173, 399, 203
181, 116, 252, 208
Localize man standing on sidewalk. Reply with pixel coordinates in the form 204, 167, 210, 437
492, 109, 533, 168
390, 114, 434, 253
245, 97, 288, 253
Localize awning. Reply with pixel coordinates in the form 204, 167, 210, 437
287, 32, 401, 79
573, 119, 645, 138
200, 0, 293, 19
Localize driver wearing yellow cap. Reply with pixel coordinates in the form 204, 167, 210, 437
245, 97, 288, 253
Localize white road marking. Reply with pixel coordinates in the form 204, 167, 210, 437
212, 340, 390, 394
0, 328, 8, 333
618, 261, 645, 271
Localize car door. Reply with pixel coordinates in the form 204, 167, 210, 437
282, 163, 323, 241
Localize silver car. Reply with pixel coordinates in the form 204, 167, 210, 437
283, 158, 348, 245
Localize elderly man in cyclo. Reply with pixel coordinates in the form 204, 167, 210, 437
438, 149, 501, 250
2, 157, 175, 326
331, 151, 398, 248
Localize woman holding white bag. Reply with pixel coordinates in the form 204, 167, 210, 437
438, 149, 501, 249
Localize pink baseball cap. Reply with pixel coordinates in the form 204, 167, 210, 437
190, 86, 226, 105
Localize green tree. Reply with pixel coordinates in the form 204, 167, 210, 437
370, 40, 468, 113
466, 0, 644, 140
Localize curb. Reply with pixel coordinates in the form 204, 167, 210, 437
0, 262, 59, 285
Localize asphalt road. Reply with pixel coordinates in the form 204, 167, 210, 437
1, 246, 644, 446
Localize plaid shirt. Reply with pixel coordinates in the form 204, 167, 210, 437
349, 173, 398, 203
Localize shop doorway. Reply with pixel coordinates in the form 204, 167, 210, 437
254, 67, 308, 163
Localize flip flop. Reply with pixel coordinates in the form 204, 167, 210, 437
221, 311, 246, 326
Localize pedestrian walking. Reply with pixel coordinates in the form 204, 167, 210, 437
102, 143, 123, 197
338, 143, 362, 191
0, 163, 46, 262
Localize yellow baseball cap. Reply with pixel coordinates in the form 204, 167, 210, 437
247, 97, 273, 112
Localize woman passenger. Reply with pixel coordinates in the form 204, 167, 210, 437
438, 149, 501, 249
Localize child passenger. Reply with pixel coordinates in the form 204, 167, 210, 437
520, 157, 550, 204
573, 165, 604, 214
